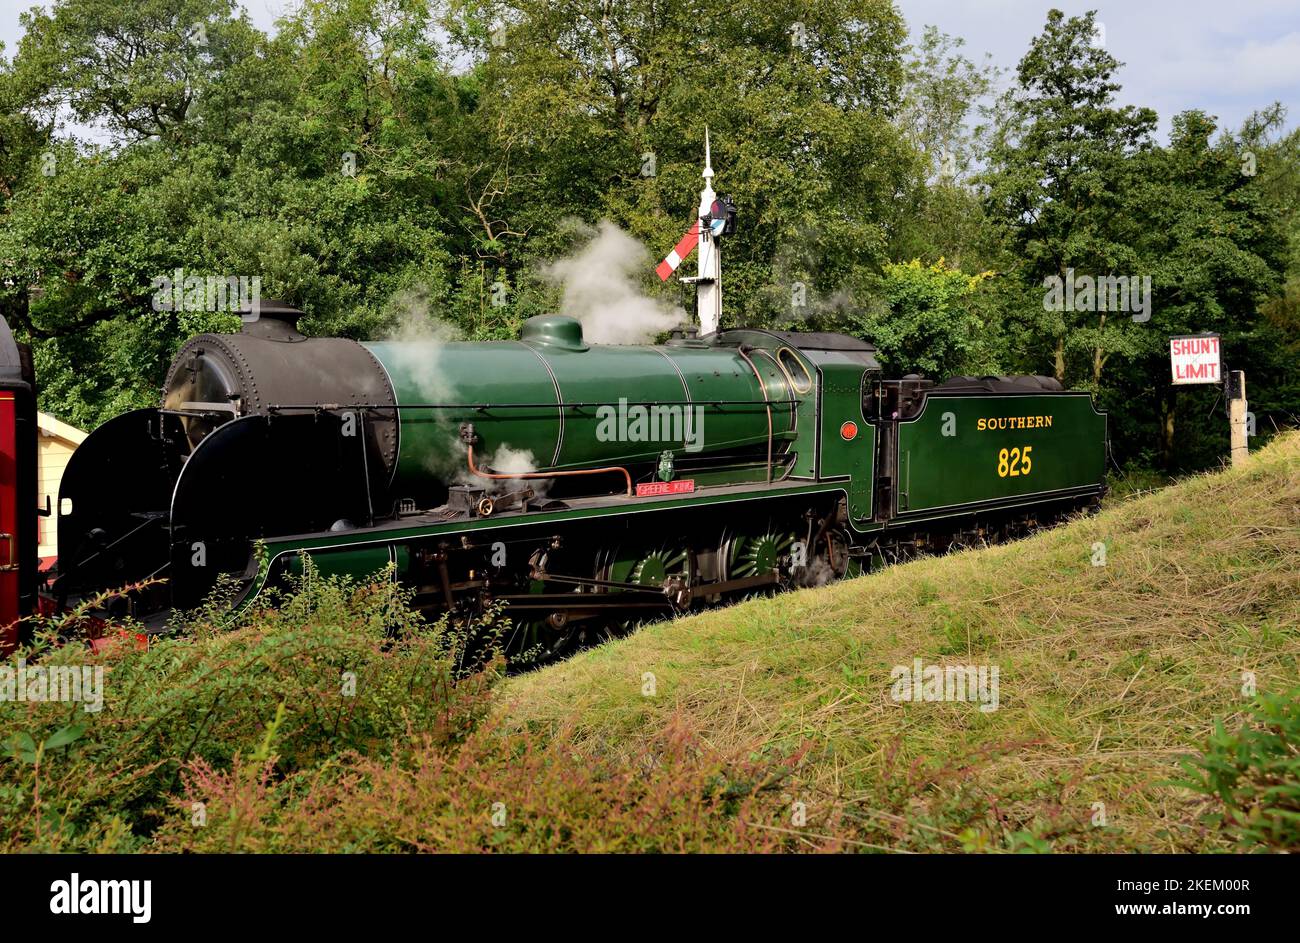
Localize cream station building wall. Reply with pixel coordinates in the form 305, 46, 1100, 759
37, 412, 86, 561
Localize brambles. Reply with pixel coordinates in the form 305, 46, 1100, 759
152, 719, 806, 854
0, 564, 502, 851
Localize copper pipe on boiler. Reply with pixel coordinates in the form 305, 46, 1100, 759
467, 444, 634, 497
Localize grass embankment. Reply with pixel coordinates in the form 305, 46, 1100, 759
502, 433, 1300, 851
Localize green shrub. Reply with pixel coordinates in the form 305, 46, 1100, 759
0, 565, 501, 852
1179, 689, 1300, 852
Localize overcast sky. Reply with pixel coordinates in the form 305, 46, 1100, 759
1, 0, 1297, 140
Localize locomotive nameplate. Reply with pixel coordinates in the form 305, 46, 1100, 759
636, 479, 696, 497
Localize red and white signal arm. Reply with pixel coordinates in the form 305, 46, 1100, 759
1170, 334, 1221, 385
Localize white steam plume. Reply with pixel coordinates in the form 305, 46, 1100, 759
380, 286, 463, 403
544, 219, 687, 345
376, 287, 469, 482
465, 444, 550, 498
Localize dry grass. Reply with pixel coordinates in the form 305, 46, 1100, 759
499, 433, 1300, 851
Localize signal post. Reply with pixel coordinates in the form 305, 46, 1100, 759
1170, 334, 1249, 468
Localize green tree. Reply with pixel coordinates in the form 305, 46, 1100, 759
850, 258, 994, 377
0, 41, 50, 211
980, 8, 1156, 384
889, 25, 999, 269
1114, 111, 1283, 465
1243, 106, 1300, 430
0, 0, 464, 423
13, 0, 261, 144
445, 0, 915, 328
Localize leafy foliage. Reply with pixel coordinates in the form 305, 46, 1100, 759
977, 9, 1289, 468
851, 258, 994, 377
0, 565, 499, 850
1180, 688, 1300, 852
0, 566, 808, 853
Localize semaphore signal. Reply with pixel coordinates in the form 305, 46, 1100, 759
655, 128, 736, 336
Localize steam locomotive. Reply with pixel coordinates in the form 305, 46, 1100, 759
8, 298, 1103, 656
1, 151, 1107, 656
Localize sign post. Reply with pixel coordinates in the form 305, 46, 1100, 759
1169, 334, 1248, 467
1227, 370, 1248, 468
